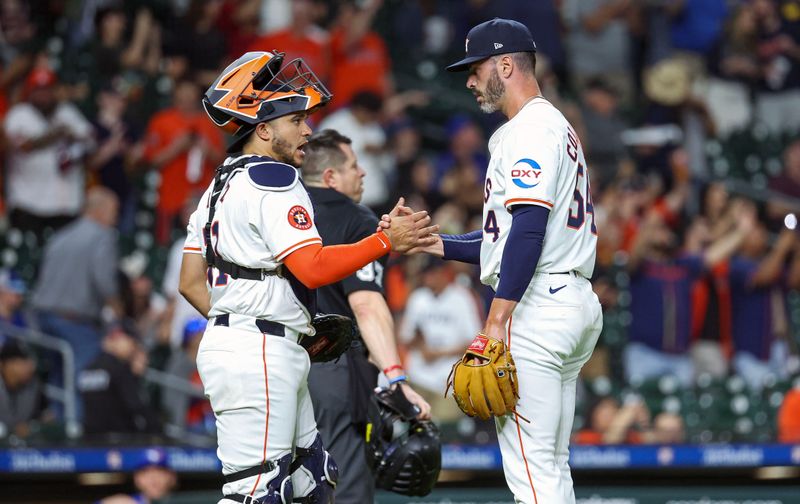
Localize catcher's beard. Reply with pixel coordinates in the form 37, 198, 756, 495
271, 130, 298, 166
478, 68, 505, 114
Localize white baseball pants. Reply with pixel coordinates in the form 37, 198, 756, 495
496, 272, 602, 504
197, 322, 319, 502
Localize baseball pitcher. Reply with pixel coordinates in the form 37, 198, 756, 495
383, 19, 603, 504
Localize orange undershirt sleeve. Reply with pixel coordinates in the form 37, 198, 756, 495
283, 232, 391, 289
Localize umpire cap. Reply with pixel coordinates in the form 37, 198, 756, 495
447, 18, 537, 72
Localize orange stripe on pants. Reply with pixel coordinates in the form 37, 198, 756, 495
507, 316, 538, 504
249, 333, 271, 497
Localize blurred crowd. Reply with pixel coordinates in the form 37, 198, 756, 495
0, 0, 799, 449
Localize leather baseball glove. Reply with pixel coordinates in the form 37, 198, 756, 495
446, 334, 518, 420
302, 314, 357, 363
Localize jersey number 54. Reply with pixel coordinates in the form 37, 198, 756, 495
567, 162, 597, 235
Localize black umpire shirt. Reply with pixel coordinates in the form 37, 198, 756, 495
306, 187, 387, 316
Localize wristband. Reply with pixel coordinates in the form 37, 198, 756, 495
383, 364, 403, 374
388, 374, 408, 385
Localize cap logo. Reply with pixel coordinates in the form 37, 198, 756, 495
494, 43, 504, 49
465, 38, 470, 53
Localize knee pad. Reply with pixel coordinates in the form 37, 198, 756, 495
290, 435, 338, 503
223, 453, 293, 504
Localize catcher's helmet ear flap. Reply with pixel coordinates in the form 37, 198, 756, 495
203, 51, 332, 153
365, 387, 441, 496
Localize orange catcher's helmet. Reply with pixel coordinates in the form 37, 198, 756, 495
202, 51, 332, 153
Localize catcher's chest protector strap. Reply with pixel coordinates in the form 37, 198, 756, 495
204, 158, 279, 281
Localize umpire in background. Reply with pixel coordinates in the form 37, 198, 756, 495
301, 129, 431, 502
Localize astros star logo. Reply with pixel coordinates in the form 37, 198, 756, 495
288, 205, 312, 230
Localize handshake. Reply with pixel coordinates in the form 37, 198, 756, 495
376, 198, 443, 255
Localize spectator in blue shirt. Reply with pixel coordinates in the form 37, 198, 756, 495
730, 225, 796, 391
625, 207, 754, 386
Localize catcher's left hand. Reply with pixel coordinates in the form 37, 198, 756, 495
446, 333, 518, 420
302, 314, 357, 363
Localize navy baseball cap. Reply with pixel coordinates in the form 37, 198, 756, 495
447, 18, 537, 73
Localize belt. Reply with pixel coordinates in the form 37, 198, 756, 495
548, 270, 583, 278
213, 313, 286, 337
212, 314, 305, 344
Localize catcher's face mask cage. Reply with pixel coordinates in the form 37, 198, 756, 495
366, 389, 442, 496
202, 51, 332, 152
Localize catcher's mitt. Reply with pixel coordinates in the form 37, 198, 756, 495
446, 334, 518, 420
302, 313, 357, 363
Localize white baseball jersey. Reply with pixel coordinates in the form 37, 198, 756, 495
184, 154, 322, 334
4, 102, 94, 216
480, 97, 597, 289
